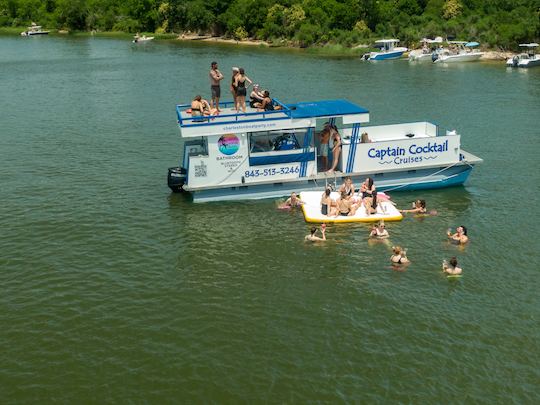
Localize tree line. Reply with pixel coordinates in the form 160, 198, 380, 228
1, 0, 539, 49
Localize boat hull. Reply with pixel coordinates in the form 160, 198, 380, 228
435, 53, 483, 63
185, 164, 474, 203
368, 50, 406, 61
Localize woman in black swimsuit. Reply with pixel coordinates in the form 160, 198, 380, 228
234, 67, 253, 113
327, 126, 342, 173
321, 188, 332, 215
391, 246, 410, 264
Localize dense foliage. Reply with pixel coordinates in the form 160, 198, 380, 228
1, 0, 539, 49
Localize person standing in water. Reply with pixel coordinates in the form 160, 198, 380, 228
447, 226, 469, 244
209, 61, 224, 111
443, 257, 462, 275
305, 224, 326, 242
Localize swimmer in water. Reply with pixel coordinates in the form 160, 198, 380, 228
280, 192, 304, 209
305, 224, 326, 242
447, 226, 468, 244
400, 199, 427, 214
390, 246, 409, 264
443, 257, 462, 275
370, 220, 389, 239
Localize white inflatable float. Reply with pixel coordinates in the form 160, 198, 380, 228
300, 191, 403, 223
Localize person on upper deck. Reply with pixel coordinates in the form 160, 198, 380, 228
258, 90, 275, 111
191, 95, 204, 117
327, 125, 342, 173
249, 84, 265, 108
230, 67, 239, 110
360, 132, 372, 143
209, 62, 224, 111
234, 67, 253, 113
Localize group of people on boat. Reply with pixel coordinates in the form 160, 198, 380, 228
205, 61, 281, 114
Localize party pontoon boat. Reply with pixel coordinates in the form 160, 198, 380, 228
168, 99, 482, 202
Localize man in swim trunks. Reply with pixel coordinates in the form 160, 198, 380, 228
319, 124, 331, 171
209, 61, 224, 111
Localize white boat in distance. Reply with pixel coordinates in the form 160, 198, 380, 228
434, 41, 483, 63
20, 23, 49, 36
133, 34, 154, 43
409, 37, 443, 62
363, 39, 408, 61
506, 43, 540, 68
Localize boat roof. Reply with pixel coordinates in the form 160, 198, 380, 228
422, 37, 443, 44
465, 41, 480, 47
448, 41, 468, 44
176, 99, 370, 137
287, 99, 368, 119
519, 43, 539, 48
375, 39, 400, 43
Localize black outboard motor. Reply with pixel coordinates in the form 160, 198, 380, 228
167, 167, 187, 193
431, 51, 439, 62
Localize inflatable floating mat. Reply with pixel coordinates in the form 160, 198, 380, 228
300, 191, 403, 224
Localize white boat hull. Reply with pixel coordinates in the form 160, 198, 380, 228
435, 53, 483, 63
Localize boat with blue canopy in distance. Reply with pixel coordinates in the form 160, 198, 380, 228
167, 99, 482, 203
363, 39, 408, 61
506, 43, 540, 68
434, 41, 484, 63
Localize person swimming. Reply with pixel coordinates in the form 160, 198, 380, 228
305, 224, 326, 242
370, 220, 389, 239
447, 226, 468, 244
390, 246, 410, 264
443, 256, 462, 275
400, 199, 427, 214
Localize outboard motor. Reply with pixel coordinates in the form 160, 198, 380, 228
167, 166, 187, 193
431, 51, 439, 62
363, 53, 371, 61
512, 55, 519, 67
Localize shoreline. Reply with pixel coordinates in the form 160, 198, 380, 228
0, 27, 518, 60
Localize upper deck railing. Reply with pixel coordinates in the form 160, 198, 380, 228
176, 99, 291, 128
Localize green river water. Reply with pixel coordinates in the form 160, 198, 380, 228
1, 36, 539, 403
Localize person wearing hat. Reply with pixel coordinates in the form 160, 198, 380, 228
249, 84, 264, 108
209, 61, 224, 111
230, 67, 239, 110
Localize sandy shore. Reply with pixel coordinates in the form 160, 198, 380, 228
178, 34, 269, 47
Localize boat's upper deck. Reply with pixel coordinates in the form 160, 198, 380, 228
176, 99, 370, 137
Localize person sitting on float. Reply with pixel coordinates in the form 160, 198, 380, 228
320, 187, 333, 216
360, 177, 377, 215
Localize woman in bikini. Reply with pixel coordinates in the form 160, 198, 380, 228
390, 246, 410, 264
327, 126, 342, 173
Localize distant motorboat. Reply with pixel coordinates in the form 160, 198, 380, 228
363, 39, 408, 61
434, 41, 483, 63
21, 23, 49, 36
506, 43, 540, 68
409, 37, 443, 62
133, 35, 154, 43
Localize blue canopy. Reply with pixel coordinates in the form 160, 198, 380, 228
286, 99, 369, 119
465, 42, 480, 47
